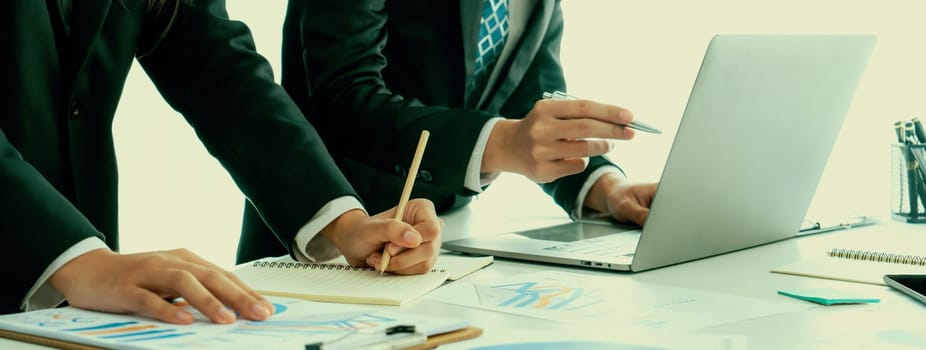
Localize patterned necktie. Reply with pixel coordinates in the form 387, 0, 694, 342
473, 0, 509, 86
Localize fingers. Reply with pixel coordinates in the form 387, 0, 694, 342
365, 199, 443, 274
530, 158, 588, 183
145, 266, 267, 324
391, 241, 442, 274
367, 240, 442, 275
534, 99, 633, 125
555, 118, 636, 141
140, 269, 235, 324
52, 249, 275, 326
368, 214, 424, 249
609, 197, 642, 225
635, 183, 658, 207
405, 199, 441, 242
142, 252, 272, 323
358, 200, 442, 274
394, 230, 423, 248
184, 266, 272, 322
531, 139, 611, 161
610, 183, 658, 226
618, 203, 650, 226
366, 222, 422, 271
506, 99, 636, 183
170, 249, 275, 316
130, 288, 194, 324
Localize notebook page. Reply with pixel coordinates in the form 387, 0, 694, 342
433, 255, 494, 280
254, 254, 493, 280
235, 263, 450, 306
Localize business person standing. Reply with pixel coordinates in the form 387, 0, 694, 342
1, 0, 440, 324
238, 0, 657, 263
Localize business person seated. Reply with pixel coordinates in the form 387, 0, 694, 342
237, 0, 657, 262
1, 0, 441, 325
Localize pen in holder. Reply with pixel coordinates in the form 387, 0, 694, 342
891, 143, 926, 223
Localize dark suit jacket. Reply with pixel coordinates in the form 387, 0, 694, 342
0, 0, 356, 314
237, 0, 622, 263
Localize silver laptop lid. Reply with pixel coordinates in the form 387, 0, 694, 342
630, 35, 875, 271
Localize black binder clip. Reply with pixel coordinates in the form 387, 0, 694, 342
385, 324, 416, 335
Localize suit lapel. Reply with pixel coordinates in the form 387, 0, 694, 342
460, 0, 483, 108
68, 0, 112, 76
46, 0, 68, 34
485, 0, 551, 112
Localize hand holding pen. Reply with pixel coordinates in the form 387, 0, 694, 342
543, 91, 662, 134
481, 91, 657, 183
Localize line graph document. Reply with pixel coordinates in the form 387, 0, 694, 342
426, 271, 810, 332
0, 296, 467, 350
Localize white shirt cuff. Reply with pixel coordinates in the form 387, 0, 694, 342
464, 117, 505, 193
22, 237, 109, 311
292, 196, 365, 263
572, 166, 625, 220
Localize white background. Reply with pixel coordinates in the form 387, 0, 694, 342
113, 1, 926, 268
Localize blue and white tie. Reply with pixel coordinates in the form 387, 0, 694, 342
473, 0, 510, 85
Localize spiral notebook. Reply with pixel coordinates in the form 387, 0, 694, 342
771, 248, 926, 285
235, 255, 493, 306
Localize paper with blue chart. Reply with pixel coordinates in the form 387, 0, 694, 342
0, 296, 467, 350
426, 271, 809, 331
439, 328, 746, 350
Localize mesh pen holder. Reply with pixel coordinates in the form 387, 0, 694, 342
892, 143, 926, 223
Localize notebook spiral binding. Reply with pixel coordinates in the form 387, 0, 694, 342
829, 248, 926, 266
252, 261, 447, 273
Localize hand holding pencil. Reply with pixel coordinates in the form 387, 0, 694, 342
318, 130, 441, 275
380, 131, 433, 274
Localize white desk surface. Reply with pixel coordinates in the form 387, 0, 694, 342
4, 177, 925, 349
428, 184, 926, 349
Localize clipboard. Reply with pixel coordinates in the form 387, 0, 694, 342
0, 329, 99, 350
0, 326, 484, 350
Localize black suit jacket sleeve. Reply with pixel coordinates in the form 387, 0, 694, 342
0, 130, 104, 311
284, 0, 497, 199
138, 2, 358, 246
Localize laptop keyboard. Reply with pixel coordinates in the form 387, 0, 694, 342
542, 231, 641, 258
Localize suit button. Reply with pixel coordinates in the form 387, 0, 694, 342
69, 99, 80, 120
394, 165, 407, 177
419, 170, 432, 182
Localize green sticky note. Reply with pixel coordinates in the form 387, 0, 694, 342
778, 288, 880, 305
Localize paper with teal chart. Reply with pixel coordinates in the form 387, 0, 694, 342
438, 328, 746, 350
0, 296, 467, 350
426, 271, 810, 331
474, 278, 607, 312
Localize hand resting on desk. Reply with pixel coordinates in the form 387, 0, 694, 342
49, 248, 275, 325
46, 202, 442, 326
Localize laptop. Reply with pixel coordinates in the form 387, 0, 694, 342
443, 35, 876, 272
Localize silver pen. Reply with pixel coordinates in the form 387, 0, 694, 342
797, 215, 877, 236
542, 90, 662, 134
